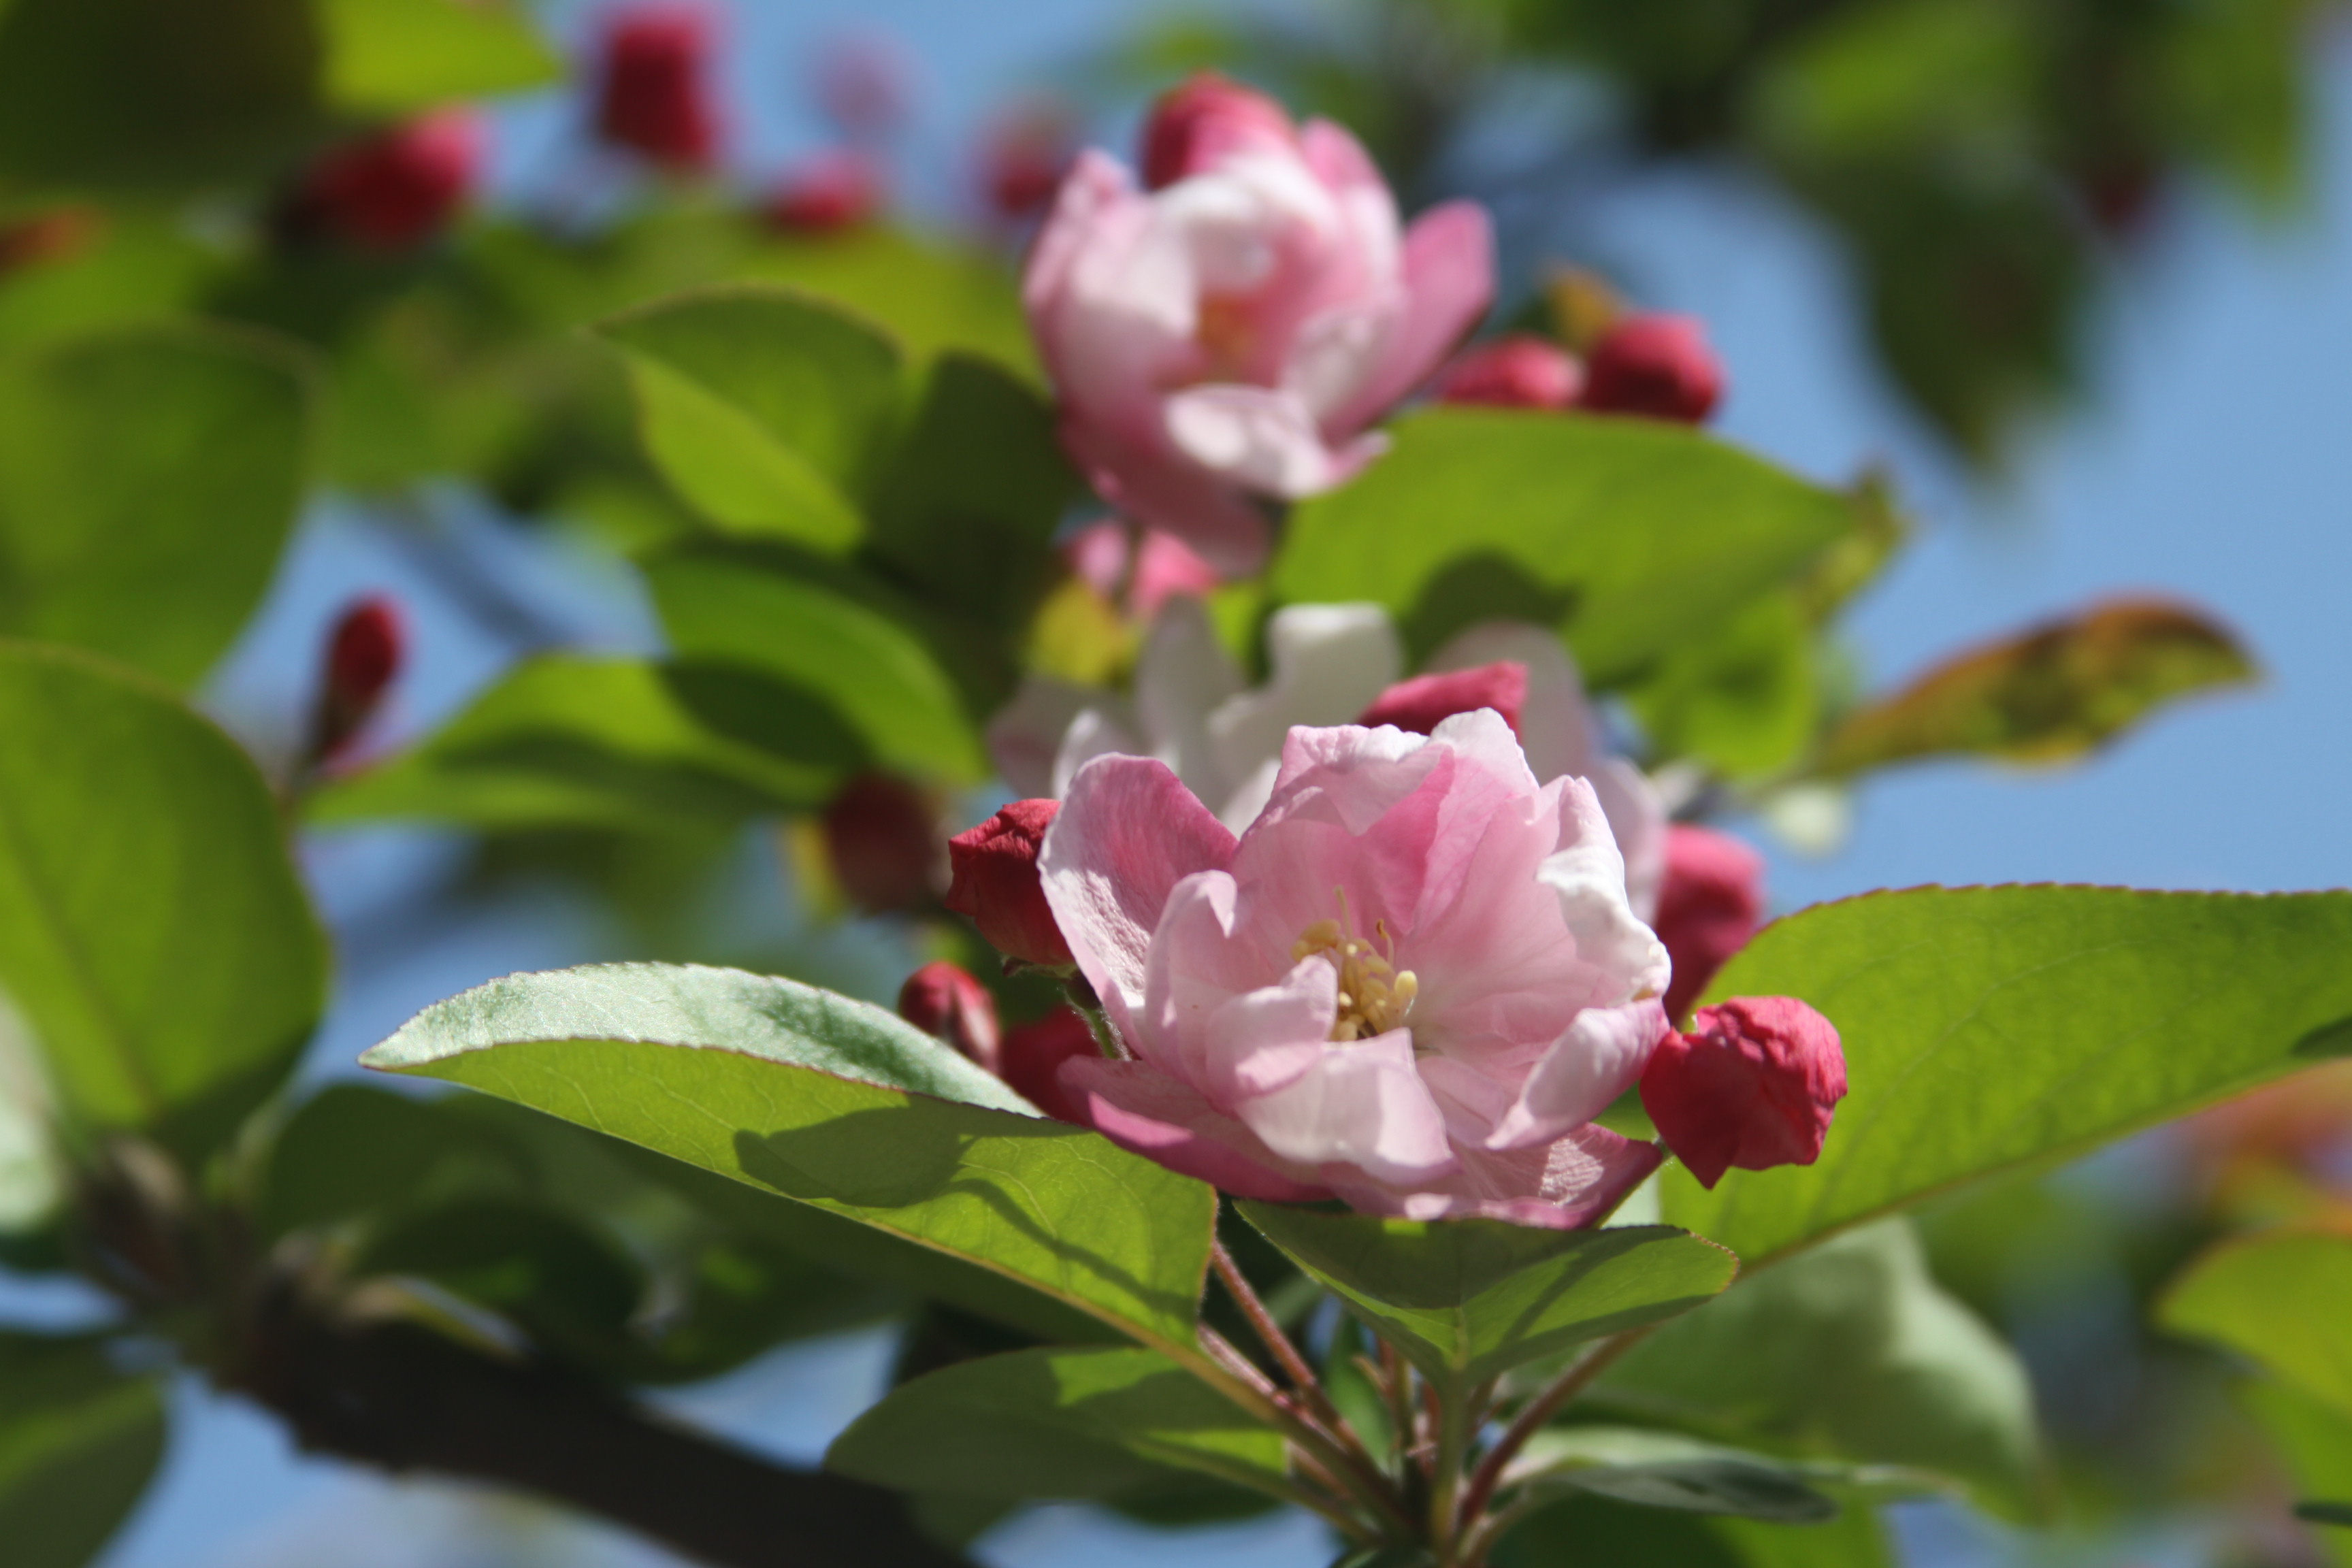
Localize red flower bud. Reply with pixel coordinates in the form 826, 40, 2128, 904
313, 595, 404, 762
1434, 334, 1583, 410
897, 960, 1001, 1071
1580, 313, 1723, 424
295, 110, 482, 251
999, 1005, 1098, 1123
1640, 996, 1847, 1188
766, 150, 884, 235
1358, 662, 1528, 739
1654, 824, 1765, 1023
979, 105, 1075, 223
823, 773, 942, 915
1139, 72, 1294, 191
594, 3, 722, 172
945, 799, 1073, 968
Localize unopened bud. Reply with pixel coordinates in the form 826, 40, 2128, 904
945, 799, 1073, 968
1641, 996, 1846, 1188
1139, 72, 1294, 191
1580, 314, 1722, 424
998, 1006, 1098, 1122
1358, 662, 1528, 739
594, 3, 723, 172
1655, 824, 1765, 1024
979, 104, 1075, 223
312, 595, 404, 762
897, 960, 1001, 1071
1434, 334, 1583, 410
767, 150, 885, 235
823, 773, 942, 915
294, 110, 482, 251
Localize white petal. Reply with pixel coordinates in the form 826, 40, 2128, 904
1206, 603, 1404, 804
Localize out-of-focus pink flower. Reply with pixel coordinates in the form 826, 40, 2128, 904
1023, 72, 1494, 574
1058, 521, 1221, 625
1434, 333, 1583, 410
1641, 997, 1846, 1188
1358, 661, 1529, 739
1654, 824, 1766, 1023
980, 104, 1077, 223
1000, 1007, 1098, 1122
898, 960, 1001, 1070
593, 3, 723, 172
813, 31, 913, 142
313, 595, 404, 760
945, 800, 1074, 968
295, 111, 482, 251
824, 773, 941, 914
767, 150, 885, 234
1580, 314, 1722, 424
1040, 713, 1671, 1225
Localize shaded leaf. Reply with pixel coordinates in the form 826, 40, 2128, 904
2159, 1224, 2352, 1419
0, 646, 325, 1159
1492, 1490, 1891, 1568
1238, 1202, 1734, 1394
318, 0, 559, 112
1628, 591, 1816, 778
1512, 1428, 1839, 1522
0, 1332, 167, 1568
362, 963, 1219, 1352
828, 1345, 1286, 1501
1269, 410, 1855, 685
2242, 1384, 2352, 1568
0, 323, 313, 688
1816, 597, 2253, 776
1661, 886, 2352, 1265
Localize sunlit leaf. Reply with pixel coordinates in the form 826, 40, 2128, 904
2159, 1224, 2352, 1419
828, 1346, 1287, 1501
318, 0, 559, 112
362, 963, 1219, 1352
1508, 1428, 1844, 1522
1815, 597, 2254, 776
1661, 886, 2352, 1265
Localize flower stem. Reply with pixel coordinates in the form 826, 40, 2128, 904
1191, 1327, 1416, 1541
1210, 1241, 1346, 1429
1452, 1326, 1654, 1541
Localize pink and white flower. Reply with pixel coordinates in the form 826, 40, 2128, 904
1039, 712, 1671, 1226
1023, 74, 1494, 574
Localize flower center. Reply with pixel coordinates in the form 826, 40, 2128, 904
1292, 891, 1418, 1043
1194, 290, 1258, 377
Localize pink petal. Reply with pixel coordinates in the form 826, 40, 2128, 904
1235, 1028, 1457, 1185
1164, 384, 1375, 498
1329, 199, 1494, 434
1486, 996, 1670, 1151
1337, 1124, 1662, 1228
1537, 777, 1671, 1003
1060, 1055, 1330, 1202
1141, 870, 1334, 1094
1062, 419, 1273, 577
985, 674, 1102, 799
1041, 756, 1236, 1041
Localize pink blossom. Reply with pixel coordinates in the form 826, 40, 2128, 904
1023, 74, 1494, 574
1039, 713, 1671, 1226
1640, 997, 1846, 1188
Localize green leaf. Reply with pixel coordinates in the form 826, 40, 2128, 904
1628, 591, 1817, 778
0, 323, 314, 688
0, 646, 326, 1159
645, 545, 990, 783
1269, 410, 1855, 685
1814, 597, 2255, 777
1237, 1203, 1735, 1393
0, 0, 325, 195
318, 0, 559, 112
1660, 885, 2352, 1264
308, 653, 850, 832
1492, 1491, 1891, 1568
738, 227, 1034, 376
2159, 1225, 2352, 1419
828, 1346, 1287, 1502
2242, 1384, 2352, 1568
361, 962, 1219, 1352
355, 1195, 652, 1363
595, 284, 905, 551
1600, 1220, 2038, 1512
1509, 1429, 1841, 1522
0, 1333, 167, 1568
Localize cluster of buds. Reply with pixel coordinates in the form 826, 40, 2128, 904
287, 110, 483, 252
1435, 314, 1724, 423
896, 960, 1094, 1122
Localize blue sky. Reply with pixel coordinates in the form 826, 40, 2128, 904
43, 2, 2352, 1563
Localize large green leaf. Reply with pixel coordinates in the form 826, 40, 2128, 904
318, 0, 559, 112
0, 0, 325, 195
828, 1346, 1287, 1501
0, 1333, 167, 1568
1268, 410, 1855, 685
0, 646, 326, 1159
0, 323, 313, 688
308, 653, 851, 832
361, 963, 1219, 1352
738, 227, 1034, 376
1661, 886, 2352, 1264
1492, 1490, 1891, 1568
2242, 1382, 2352, 1568
1598, 1220, 2038, 1512
1237, 1203, 1735, 1394
645, 546, 990, 783
595, 285, 905, 551
2159, 1225, 2352, 1418
1507, 1428, 1859, 1522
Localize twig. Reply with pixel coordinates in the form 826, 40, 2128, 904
1193, 1326, 1416, 1540
1452, 1326, 1656, 1539
1211, 1241, 1347, 1430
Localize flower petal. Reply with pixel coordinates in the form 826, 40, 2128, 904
1234, 1028, 1457, 1186
985, 674, 1104, 798
1339, 1124, 1662, 1228
1537, 776, 1671, 1003
1486, 996, 1669, 1151
1207, 604, 1404, 821
1132, 595, 1247, 805
1328, 199, 1494, 434
1060, 1055, 1330, 1202
1164, 383, 1369, 497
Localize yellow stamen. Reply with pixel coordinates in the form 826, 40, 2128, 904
1293, 888, 1419, 1043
